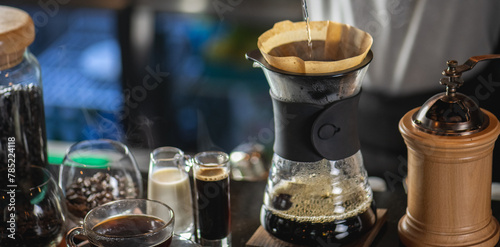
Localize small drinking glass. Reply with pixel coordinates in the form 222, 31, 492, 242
66, 199, 174, 247
193, 151, 231, 247
148, 147, 194, 238
0, 166, 66, 247
58, 139, 143, 225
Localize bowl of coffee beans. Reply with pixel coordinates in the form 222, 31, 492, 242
58, 139, 143, 224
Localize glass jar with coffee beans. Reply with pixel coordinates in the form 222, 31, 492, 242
0, 6, 48, 176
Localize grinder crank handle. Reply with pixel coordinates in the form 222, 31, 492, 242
440, 54, 500, 95
447, 54, 500, 75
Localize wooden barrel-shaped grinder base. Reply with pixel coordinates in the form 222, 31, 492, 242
398, 108, 500, 246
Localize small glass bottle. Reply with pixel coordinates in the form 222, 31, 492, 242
0, 6, 48, 175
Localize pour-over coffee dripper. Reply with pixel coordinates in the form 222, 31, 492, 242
246, 21, 376, 245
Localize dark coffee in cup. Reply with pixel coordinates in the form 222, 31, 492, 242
89, 215, 172, 247
66, 199, 175, 247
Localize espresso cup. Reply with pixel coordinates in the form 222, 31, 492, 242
66, 199, 174, 247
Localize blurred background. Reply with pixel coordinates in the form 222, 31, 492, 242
4, 0, 500, 183
5, 0, 301, 160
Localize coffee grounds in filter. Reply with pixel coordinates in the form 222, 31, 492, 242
258, 20, 373, 74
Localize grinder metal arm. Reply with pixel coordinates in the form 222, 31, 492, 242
440, 54, 500, 97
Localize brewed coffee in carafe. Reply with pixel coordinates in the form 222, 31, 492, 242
246, 20, 376, 245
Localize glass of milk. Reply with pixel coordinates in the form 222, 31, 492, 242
147, 147, 194, 239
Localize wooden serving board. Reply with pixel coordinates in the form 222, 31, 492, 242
246, 208, 387, 247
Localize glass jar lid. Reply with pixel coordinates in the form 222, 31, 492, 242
0, 6, 35, 70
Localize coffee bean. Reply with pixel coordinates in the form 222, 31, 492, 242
83, 178, 91, 187
87, 194, 97, 202
65, 172, 139, 218
0, 84, 48, 176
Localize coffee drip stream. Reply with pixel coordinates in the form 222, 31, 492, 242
246, 47, 377, 245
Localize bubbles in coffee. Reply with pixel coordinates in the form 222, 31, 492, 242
261, 176, 376, 245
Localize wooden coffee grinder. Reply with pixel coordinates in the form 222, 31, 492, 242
399, 55, 500, 246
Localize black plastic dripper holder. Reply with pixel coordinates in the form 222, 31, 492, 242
246, 49, 373, 162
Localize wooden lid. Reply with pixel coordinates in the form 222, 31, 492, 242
0, 6, 35, 70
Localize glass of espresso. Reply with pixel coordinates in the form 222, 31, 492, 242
66, 199, 174, 247
193, 151, 231, 247
147, 147, 194, 238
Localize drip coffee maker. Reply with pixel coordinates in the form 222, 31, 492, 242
246, 21, 376, 245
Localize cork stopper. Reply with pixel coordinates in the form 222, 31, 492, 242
0, 6, 35, 70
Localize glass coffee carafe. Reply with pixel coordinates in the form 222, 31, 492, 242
246, 49, 376, 245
